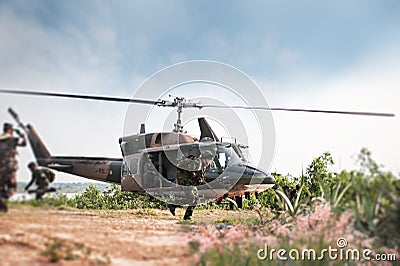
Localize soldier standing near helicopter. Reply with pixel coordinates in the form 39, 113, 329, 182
168, 150, 213, 220
0, 122, 27, 212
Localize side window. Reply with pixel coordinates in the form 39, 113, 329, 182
129, 158, 139, 175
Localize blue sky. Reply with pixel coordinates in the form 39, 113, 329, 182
4, 1, 400, 83
1, 1, 399, 182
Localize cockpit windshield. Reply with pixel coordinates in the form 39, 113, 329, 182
216, 143, 247, 169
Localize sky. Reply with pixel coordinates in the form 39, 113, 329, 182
0, 0, 399, 183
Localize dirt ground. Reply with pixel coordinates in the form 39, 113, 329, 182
0, 205, 260, 265
0, 206, 195, 265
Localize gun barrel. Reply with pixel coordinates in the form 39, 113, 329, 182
8, 107, 25, 130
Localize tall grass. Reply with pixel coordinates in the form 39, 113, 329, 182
196, 149, 399, 264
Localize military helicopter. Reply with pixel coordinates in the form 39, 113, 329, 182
0, 89, 395, 208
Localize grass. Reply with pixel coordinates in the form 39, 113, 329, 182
41, 237, 111, 264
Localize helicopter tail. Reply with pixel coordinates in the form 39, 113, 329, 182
26, 124, 51, 161
8, 108, 122, 184
198, 117, 219, 141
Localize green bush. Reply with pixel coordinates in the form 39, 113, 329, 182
16, 184, 167, 210
71, 184, 167, 210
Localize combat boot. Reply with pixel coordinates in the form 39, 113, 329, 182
183, 206, 194, 220
0, 197, 8, 212
168, 204, 176, 216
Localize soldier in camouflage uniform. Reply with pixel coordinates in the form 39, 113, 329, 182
25, 162, 56, 200
168, 150, 213, 220
0, 123, 27, 212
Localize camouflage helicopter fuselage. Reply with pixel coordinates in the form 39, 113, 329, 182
25, 122, 274, 201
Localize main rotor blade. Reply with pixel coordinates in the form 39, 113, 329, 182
0, 89, 161, 105
0, 89, 394, 117
197, 104, 395, 117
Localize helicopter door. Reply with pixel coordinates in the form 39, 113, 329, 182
156, 151, 177, 185
140, 151, 175, 188
161, 150, 179, 184
141, 152, 161, 189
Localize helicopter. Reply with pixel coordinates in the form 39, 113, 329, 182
0, 89, 395, 209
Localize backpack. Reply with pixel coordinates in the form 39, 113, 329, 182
42, 168, 56, 183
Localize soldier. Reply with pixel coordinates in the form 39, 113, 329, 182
25, 162, 56, 199
0, 122, 27, 212
168, 150, 213, 220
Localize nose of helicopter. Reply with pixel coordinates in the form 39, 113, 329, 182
228, 164, 275, 185
257, 171, 275, 185
247, 166, 274, 185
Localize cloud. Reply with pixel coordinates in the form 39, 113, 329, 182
0, 2, 132, 182
263, 38, 400, 175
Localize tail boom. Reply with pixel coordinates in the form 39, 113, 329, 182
42, 156, 122, 184
25, 123, 122, 183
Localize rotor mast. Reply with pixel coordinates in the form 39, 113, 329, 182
173, 96, 185, 133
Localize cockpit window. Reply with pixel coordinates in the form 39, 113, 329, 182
216, 143, 247, 169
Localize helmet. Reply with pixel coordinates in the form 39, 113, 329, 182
28, 162, 37, 169
3, 123, 13, 132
